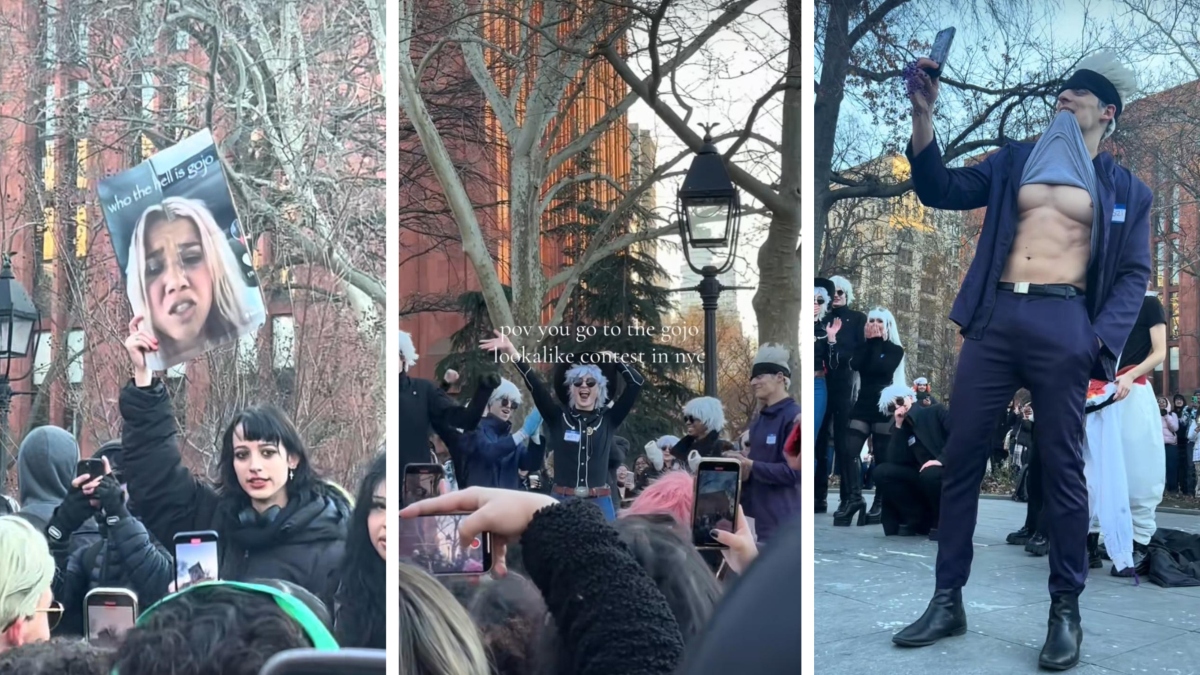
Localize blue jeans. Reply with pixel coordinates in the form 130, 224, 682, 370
553, 493, 616, 521
814, 378, 827, 444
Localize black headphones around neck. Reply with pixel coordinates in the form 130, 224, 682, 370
238, 505, 283, 528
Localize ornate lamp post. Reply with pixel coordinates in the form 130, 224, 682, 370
0, 255, 41, 497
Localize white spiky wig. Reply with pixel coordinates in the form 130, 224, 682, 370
830, 275, 854, 306
398, 330, 418, 365
815, 286, 831, 322
864, 307, 910, 411
655, 435, 681, 449
753, 343, 793, 388
487, 378, 523, 406
1075, 51, 1137, 140
878, 382, 916, 415
683, 397, 726, 433
564, 363, 609, 406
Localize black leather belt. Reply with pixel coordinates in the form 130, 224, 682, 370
997, 282, 1084, 298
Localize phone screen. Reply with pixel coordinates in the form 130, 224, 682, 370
86, 596, 136, 648
693, 464, 739, 548
398, 514, 491, 575
928, 27, 955, 73
404, 465, 442, 506
174, 534, 219, 590
77, 459, 105, 479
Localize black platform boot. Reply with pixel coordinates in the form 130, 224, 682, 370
816, 499, 827, 514
1086, 533, 1103, 569
892, 588, 967, 647
833, 457, 866, 526
1038, 592, 1082, 670
865, 492, 883, 525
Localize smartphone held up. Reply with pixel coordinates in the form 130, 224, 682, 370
85, 588, 138, 648
692, 458, 743, 549
173, 530, 220, 591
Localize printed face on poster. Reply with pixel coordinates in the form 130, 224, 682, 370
97, 130, 266, 370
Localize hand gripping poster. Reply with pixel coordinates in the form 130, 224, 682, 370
97, 129, 265, 371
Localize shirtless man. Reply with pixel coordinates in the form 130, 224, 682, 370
891, 52, 1150, 671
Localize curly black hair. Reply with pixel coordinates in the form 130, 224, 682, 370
0, 638, 111, 675
109, 585, 313, 675
332, 452, 386, 649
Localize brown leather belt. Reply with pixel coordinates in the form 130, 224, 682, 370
553, 485, 611, 498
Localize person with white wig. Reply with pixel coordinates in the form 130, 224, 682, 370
668, 397, 737, 472
816, 275, 867, 515
732, 344, 800, 543
895, 50, 1150, 670
480, 330, 644, 521
398, 330, 498, 469
0, 516, 60, 653
454, 377, 545, 490
834, 306, 907, 528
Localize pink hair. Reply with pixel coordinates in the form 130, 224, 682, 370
620, 469, 694, 527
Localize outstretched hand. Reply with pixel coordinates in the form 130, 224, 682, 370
124, 316, 158, 387
479, 330, 518, 358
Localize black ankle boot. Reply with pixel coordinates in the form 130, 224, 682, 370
815, 500, 827, 514
1086, 533, 1103, 569
832, 497, 866, 526
865, 493, 883, 525
1038, 593, 1082, 670
1025, 532, 1049, 557
1007, 526, 1032, 546
893, 588, 967, 647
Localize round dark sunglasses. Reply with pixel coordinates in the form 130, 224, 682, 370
498, 398, 519, 410
572, 379, 597, 388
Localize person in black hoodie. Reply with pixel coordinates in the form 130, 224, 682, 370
398, 329, 498, 469
836, 307, 908, 527
119, 317, 350, 598
481, 331, 644, 521
16, 427, 100, 555
329, 453, 385, 649
669, 397, 736, 471
48, 443, 173, 637
874, 398, 949, 537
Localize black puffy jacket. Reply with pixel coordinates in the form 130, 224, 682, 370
51, 514, 173, 636
119, 380, 350, 597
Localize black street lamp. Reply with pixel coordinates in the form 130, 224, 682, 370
0, 255, 40, 497
676, 125, 752, 397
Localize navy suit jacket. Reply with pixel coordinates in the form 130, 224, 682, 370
905, 138, 1152, 381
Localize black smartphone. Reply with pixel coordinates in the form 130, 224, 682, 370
403, 463, 443, 507
260, 648, 386, 675
925, 27, 956, 78
85, 587, 138, 648
77, 458, 106, 479
691, 458, 742, 549
172, 530, 219, 591
397, 513, 493, 575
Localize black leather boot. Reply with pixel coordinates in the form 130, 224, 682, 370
815, 500, 827, 514
865, 493, 883, 525
1006, 526, 1032, 545
1038, 592, 1082, 670
1086, 533, 1103, 569
832, 496, 866, 526
892, 588, 967, 647
833, 456, 865, 526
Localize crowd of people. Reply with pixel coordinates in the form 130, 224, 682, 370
813, 50, 1198, 671
0, 317, 385, 674
396, 327, 801, 673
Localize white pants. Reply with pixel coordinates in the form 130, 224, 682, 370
1085, 381, 1165, 550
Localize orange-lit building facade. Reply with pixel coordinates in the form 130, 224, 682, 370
399, 2, 635, 378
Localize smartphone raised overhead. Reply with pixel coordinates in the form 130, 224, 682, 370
403, 463, 443, 507
397, 513, 493, 576
924, 27, 956, 78
172, 530, 219, 591
691, 458, 743, 549
76, 458, 106, 479
85, 587, 137, 648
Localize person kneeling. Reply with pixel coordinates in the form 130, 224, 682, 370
873, 397, 949, 539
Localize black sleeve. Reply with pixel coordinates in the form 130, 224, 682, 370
119, 380, 221, 547
1143, 296, 1166, 328
883, 426, 906, 465
856, 340, 903, 377
607, 362, 645, 427
55, 544, 89, 636
512, 358, 563, 421
669, 435, 694, 463
522, 499, 684, 675
108, 517, 175, 608
429, 380, 492, 433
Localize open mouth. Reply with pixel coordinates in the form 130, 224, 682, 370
170, 299, 197, 319
247, 478, 269, 490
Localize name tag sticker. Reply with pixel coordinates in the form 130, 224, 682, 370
564, 430, 581, 443
767, 434, 777, 445
1112, 204, 1126, 224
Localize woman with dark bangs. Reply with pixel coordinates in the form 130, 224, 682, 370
328, 452, 386, 649
116, 317, 351, 597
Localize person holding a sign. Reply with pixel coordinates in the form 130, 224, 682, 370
117, 317, 350, 598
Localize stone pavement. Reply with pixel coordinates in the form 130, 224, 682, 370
815, 494, 1200, 675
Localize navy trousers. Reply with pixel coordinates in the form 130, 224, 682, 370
937, 290, 1096, 596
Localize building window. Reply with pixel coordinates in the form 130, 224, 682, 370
73, 206, 87, 258
896, 272, 911, 289
174, 28, 189, 51
1170, 294, 1180, 340
67, 329, 84, 384
273, 316, 295, 370
175, 66, 189, 114
1170, 346, 1180, 394
63, 383, 83, 438
43, 0, 58, 63
1170, 186, 1180, 233
72, 10, 88, 63
44, 85, 57, 138
33, 331, 52, 385
920, 298, 936, 317
921, 275, 936, 294
237, 333, 258, 375
140, 73, 155, 114
893, 295, 912, 312
42, 207, 56, 261
1170, 240, 1181, 286
1156, 241, 1166, 288
898, 248, 913, 266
